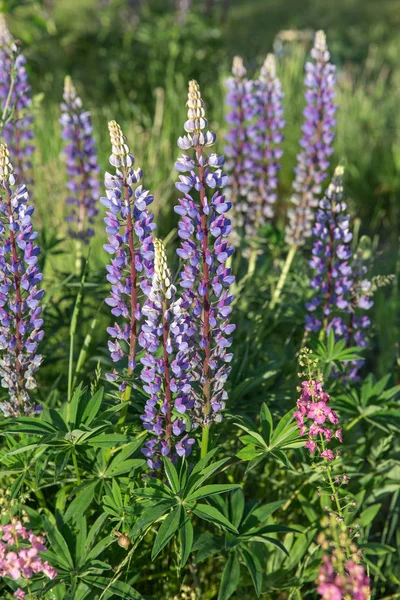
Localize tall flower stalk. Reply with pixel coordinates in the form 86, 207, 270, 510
225, 56, 253, 243
140, 238, 195, 469
246, 53, 284, 230
0, 144, 44, 416
270, 30, 336, 309
305, 167, 373, 380
101, 121, 155, 421
60, 76, 100, 273
0, 15, 34, 184
175, 80, 235, 457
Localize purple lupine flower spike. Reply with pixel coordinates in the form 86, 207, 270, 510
306, 166, 352, 336
246, 53, 285, 231
101, 120, 155, 389
286, 30, 337, 246
305, 166, 373, 380
225, 56, 253, 242
139, 238, 195, 469
60, 76, 100, 250
175, 81, 235, 453
0, 15, 34, 184
0, 144, 44, 416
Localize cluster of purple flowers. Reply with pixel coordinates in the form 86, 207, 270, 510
0, 15, 34, 184
294, 379, 342, 461
101, 120, 155, 387
225, 56, 253, 239
0, 520, 57, 599
318, 554, 371, 600
225, 54, 284, 241
0, 144, 44, 417
140, 238, 195, 469
286, 30, 337, 246
305, 166, 373, 379
175, 80, 235, 429
60, 76, 100, 243
245, 53, 285, 230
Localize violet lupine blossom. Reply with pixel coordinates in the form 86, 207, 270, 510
60, 76, 100, 243
0, 15, 34, 184
175, 80, 235, 429
0, 520, 57, 598
139, 238, 195, 469
305, 167, 373, 380
286, 30, 337, 246
245, 53, 285, 230
318, 554, 371, 600
101, 121, 155, 387
294, 378, 342, 460
225, 56, 254, 241
0, 144, 44, 417
305, 166, 353, 335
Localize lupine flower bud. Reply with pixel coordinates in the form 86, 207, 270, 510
286, 30, 337, 245
245, 53, 285, 231
0, 15, 34, 184
0, 144, 44, 416
101, 121, 155, 387
139, 238, 195, 469
60, 76, 100, 243
175, 80, 235, 430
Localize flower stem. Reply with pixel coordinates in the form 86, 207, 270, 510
162, 298, 173, 448
72, 449, 81, 485
270, 244, 297, 310
200, 424, 210, 459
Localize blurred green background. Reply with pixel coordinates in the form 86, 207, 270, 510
4, 0, 400, 242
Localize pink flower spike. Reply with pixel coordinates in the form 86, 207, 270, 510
14, 590, 25, 600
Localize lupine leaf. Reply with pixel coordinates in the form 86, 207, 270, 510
151, 506, 182, 559
217, 551, 240, 600
192, 503, 238, 533
179, 511, 194, 567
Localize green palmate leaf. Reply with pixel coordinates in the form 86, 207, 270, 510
163, 456, 180, 493
259, 403, 273, 445
81, 388, 104, 425
85, 514, 109, 555
179, 511, 194, 567
44, 519, 74, 570
218, 551, 240, 600
132, 500, 175, 536
151, 506, 182, 560
359, 503, 382, 527
0, 417, 56, 435
270, 410, 296, 447
284, 528, 318, 570
105, 459, 145, 477
250, 535, 289, 556
186, 483, 240, 503
64, 481, 98, 523
84, 575, 144, 599
87, 434, 133, 447
230, 489, 245, 530
185, 456, 230, 495
242, 500, 285, 529
192, 503, 238, 533
239, 546, 262, 597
